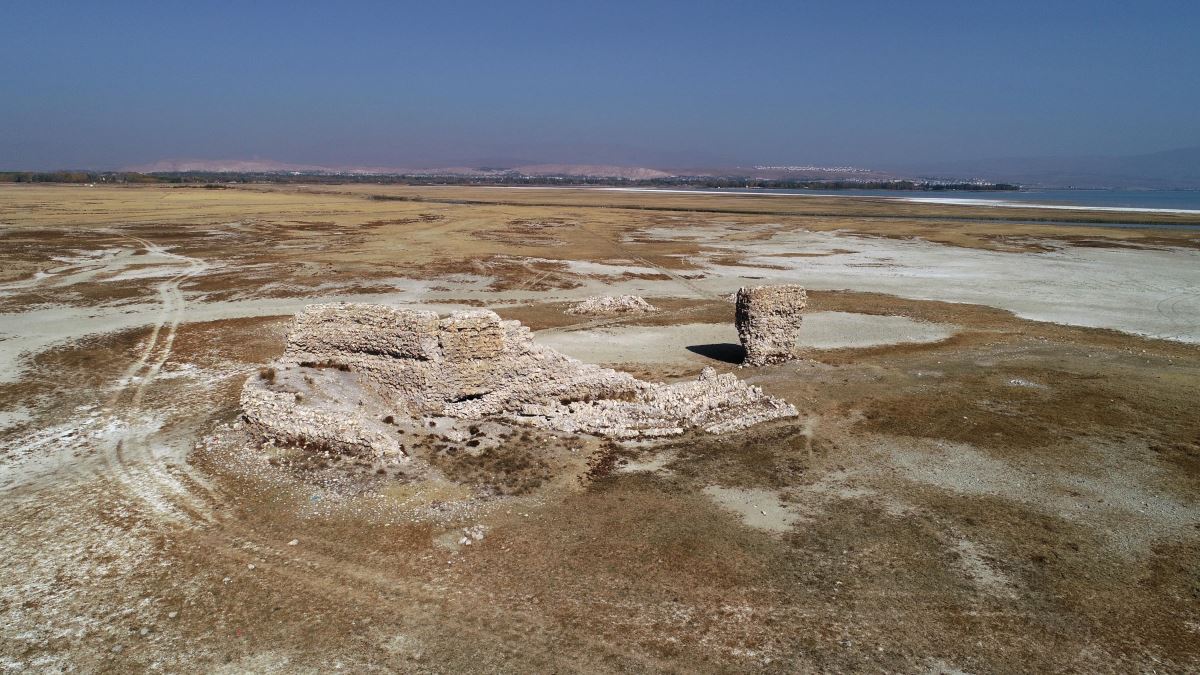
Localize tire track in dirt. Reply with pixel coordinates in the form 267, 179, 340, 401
99, 235, 221, 524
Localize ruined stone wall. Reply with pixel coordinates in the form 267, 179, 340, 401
243, 303, 799, 449
286, 303, 440, 360
735, 285, 807, 366
241, 387, 402, 458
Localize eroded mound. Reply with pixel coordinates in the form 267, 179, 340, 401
241, 304, 797, 475
565, 294, 659, 316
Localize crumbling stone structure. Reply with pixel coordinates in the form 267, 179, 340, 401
241, 388, 400, 458
241, 304, 797, 456
566, 295, 658, 316
735, 285, 807, 366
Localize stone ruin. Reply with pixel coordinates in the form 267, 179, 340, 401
735, 285, 807, 366
566, 295, 658, 316
241, 303, 798, 463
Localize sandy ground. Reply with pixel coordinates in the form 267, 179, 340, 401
0, 184, 1198, 672
535, 313, 957, 365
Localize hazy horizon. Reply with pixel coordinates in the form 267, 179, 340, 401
3, 1, 1199, 171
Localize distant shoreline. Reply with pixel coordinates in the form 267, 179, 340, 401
560, 186, 1200, 215
4, 179, 1199, 216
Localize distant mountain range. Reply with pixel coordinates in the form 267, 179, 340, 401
126, 159, 672, 181
129, 159, 341, 174
126, 145, 1200, 189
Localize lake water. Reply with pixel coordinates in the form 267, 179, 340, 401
700, 188, 1200, 213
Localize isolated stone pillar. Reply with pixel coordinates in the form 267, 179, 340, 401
735, 285, 807, 366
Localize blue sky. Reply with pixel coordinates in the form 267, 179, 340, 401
2, 1, 1198, 169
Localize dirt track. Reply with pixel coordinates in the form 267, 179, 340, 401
1, 184, 1198, 672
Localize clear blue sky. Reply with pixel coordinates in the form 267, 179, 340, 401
2, 1, 1198, 170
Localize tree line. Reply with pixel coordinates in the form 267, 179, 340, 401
0, 171, 163, 183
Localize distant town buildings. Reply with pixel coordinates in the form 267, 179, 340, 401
754, 165, 874, 173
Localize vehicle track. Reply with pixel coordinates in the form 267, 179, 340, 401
99, 235, 220, 524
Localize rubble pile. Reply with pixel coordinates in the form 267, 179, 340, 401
566, 295, 658, 316
242, 303, 796, 455
735, 285, 807, 366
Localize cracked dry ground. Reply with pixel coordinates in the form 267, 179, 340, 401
1, 184, 1198, 672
